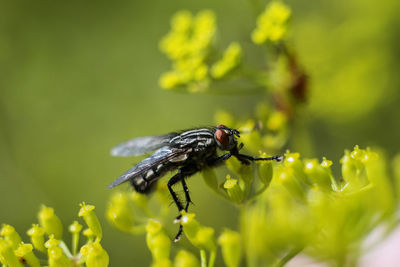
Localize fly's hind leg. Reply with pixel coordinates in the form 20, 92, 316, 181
168, 166, 198, 242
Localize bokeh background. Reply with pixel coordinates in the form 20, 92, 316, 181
1, 0, 399, 265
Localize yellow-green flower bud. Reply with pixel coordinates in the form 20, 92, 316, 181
159, 71, 182, 89
79, 202, 102, 242
44, 235, 71, 267
27, 224, 46, 252
83, 228, 95, 244
69, 221, 82, 256
181, 212, 216, 251
226, 155, 253, 185
276, 168, 304, 200
14, 242, 40, 267
81, 242, 109, 267
258, 152, 274, 186
38, 205, 63, 239
130, 191, 151, 213
251, 1, 291, 44
304, 159, 332, 191
211, 42, 242, 79
284, 152, 310, 185
69, 220, 83, 234
146, 220, 171, 263
174, 250, 199, 267
223, 175, 244, 204
218, 229, 242, 267
0, 224, 21, 249
340, 147, 369, 191
171, 10, 192, 33
0, 238, 24, 267
106, 192, 135, 233
238, 120, 262, 154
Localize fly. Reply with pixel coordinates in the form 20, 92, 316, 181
108, 125, 282, 241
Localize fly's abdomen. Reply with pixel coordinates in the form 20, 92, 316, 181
131, 162, 174, 193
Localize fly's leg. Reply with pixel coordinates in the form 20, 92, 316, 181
168, 167, 198, 242
207, 153, 232, 167
235, 153, 283, 164
173, 179, 192, 242
181, 179, 191, 212
167, 172, 185, 215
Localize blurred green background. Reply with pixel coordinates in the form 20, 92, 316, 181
0, 0, 399, 265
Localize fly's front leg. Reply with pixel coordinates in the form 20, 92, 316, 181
235, 153, 283, 163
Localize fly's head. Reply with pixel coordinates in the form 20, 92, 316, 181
214, 125, 240, 151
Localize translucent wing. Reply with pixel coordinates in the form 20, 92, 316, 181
107, 146, 190, 189
111, 133, 177, 157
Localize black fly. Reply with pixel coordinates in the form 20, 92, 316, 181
108, 125, 282, 241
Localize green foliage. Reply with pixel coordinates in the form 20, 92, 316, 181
0, 203, 108, 267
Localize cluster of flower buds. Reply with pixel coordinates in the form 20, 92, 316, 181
159, 9, 245, 93
0, 203, 108, 267
242, 146, 398, 266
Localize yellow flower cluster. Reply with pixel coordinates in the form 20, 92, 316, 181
251, 1, 291, 44
0, 203, 108, 267
211, 42, 242, 79
159, 10, 216, 91
243, 146, 396, 265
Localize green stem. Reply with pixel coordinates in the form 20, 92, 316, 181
208, 250, 217, 267
59, 241, 73, 259
200, 249, 207, 267
71, 233, 79, 256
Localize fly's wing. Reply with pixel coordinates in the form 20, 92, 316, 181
107, 146, 190, 189
111, 133, 177, 157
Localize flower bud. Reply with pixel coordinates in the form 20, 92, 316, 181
79, 202, 102, 241
69, 221, 82, 256
106, 192, 135, 233
0, 224, 22, 249
276, 168, 305, 200
304, 159, 332, 191
38, 205, 63, 239
0, 238, 23, 267
83, 228, 95, 244
146, 220, 171, 263
223, 175, 244, 204
14, 242, 40, 267
257, 152, 274, 186
27, 224, 46, 252
45, 235, 71, 267
284, 152, 310, 186
130, 191, 149, 212
211, 42, 242, 79
81, 242, 109, 267
181, 212, 216, 251
340, 147, 369, 191
174, 250, 199, 267
218, 229, 242, 267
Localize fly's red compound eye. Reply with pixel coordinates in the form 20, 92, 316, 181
215, 129, 229, 147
